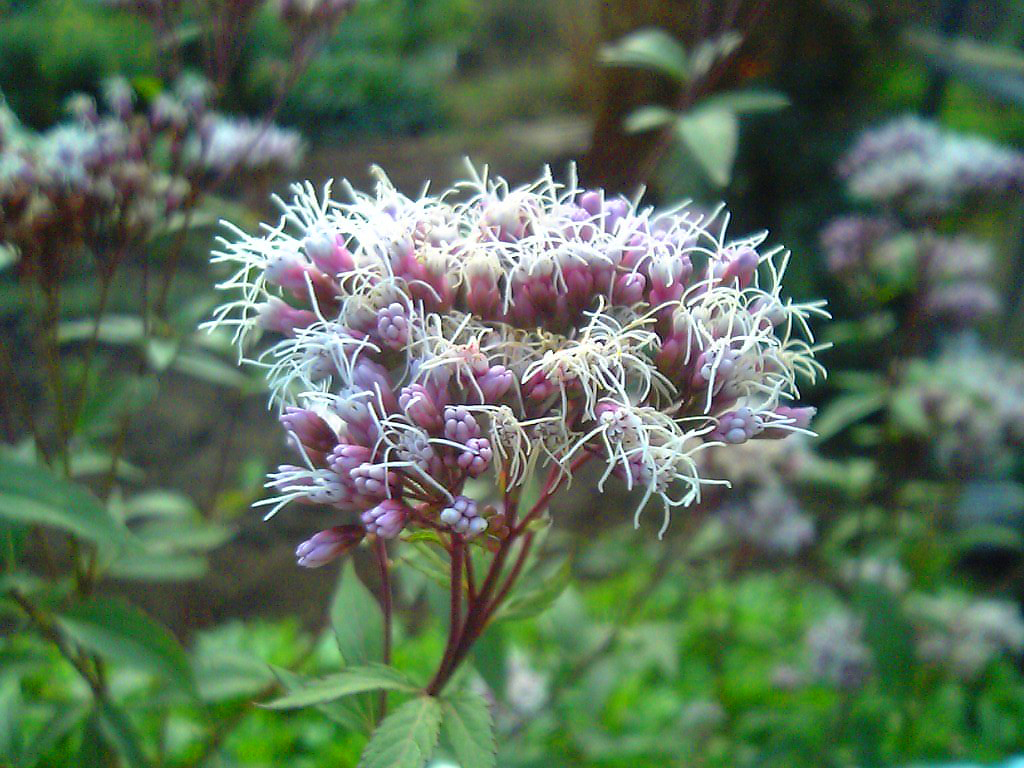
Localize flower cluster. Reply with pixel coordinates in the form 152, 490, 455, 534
908, 594, 1024, 681
804, 611, 873, 690
193, 116, 304, 175
0, 75, 300, 273
209, 165, 826, 563
821, 219, 1000, 328
837, 116, 1024, 213
720, 486, 814, 556
897, 342, 1024, 479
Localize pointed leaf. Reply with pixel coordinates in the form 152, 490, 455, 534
0, 457, 128, 547
359, 695, 442, 768
674, 108, 739, 187
599, 28, 690, 82
812, 391, 886, 442
698, 88, 791, 115
263, 664, 418, 709
96, 702, 151, 768
55, 597, 195, 697
442, 689, 496, 768
331, 560, 384, 665
623, 105, 676, 134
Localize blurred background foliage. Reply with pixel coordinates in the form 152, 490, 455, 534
3, 0, 1024, 766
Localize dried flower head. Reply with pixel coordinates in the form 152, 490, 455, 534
208, 164, 826, 560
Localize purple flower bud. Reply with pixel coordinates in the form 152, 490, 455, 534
304, 231, 354, 275
715, 246, 759, 288
350, 462, 396, 499
759, 406, 817, 438
611, 272, 646, 305
710, 407, 764, 444
475, 365, 514, 403
352, 359, 398, 413
457, 437, 493, 477
376, 302, 410, 350
444, 406, 481, 442
439, 495, 487, 537
296, 525, 365, 567
361, 499, 408, 538
258, 298, 317, 336
280, 407, 338, 453
399, 383, 445, 431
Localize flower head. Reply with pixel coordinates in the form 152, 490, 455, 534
208, 163, 826, 555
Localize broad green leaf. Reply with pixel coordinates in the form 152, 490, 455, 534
123, 491, 198, 521
132, 518, 234, 551
171, 350, 253, 390
331, 560, 384, 665
498, 557, 572, 621
599, 28, 690, 83
674, 108, 739, 187
106, 552, 208, 582
359, 695, 442, 768
96, 702, 151, 768
812, 391, 886, 442
441, 690, 496, 768
688, 30, 743, 80
58, 315, 145, 346
0, 457, 129, 547
623, 105, 676, 134
19, 701, 89, 767
263, 664, 418, 709
194, 651, 276, 702
697, 88, 790, 115
56, 597, 195, 697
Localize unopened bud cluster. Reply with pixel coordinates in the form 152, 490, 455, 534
208, 165, 826, 565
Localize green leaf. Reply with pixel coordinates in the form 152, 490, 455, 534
194, 651, 276, 703
812, 391, 886, 442
623, 105, 676, 134
674, 108, 739, 187
123, 491, 198, 521
19, 702, 89, 767
599, 28, 689, 83
852, 585, 915, 695
498, 557, 572, 621
331, 560, 384, 665
171, 350, 253, 390
106, 552, 208, 582
697, 88, 790, 115
263, 664, 418, 709
359, 695, 442, 768
55, 598, 195, 697
0, 457, 129, 547
273, 666, 373, 734
96, 702, 151, 768
441, 689, 496, 768
57, 315, 145, 346
688, 30, 743, 80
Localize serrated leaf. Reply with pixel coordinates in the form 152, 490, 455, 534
697, 88, 790, 114
599, 28, 690, 83
273, 666, 373, 734
442, 690, 496, 768
56, 597, 195, 698
263, 664, 418, 709
0, 456, 129, 547
359, 695, 442, 768
331, 560, 384, 665
623, 105, 676, 134
674, 108, 739, 187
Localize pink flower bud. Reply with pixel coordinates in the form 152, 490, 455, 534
280, 407, 338, 453
296, 525, 365, 567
